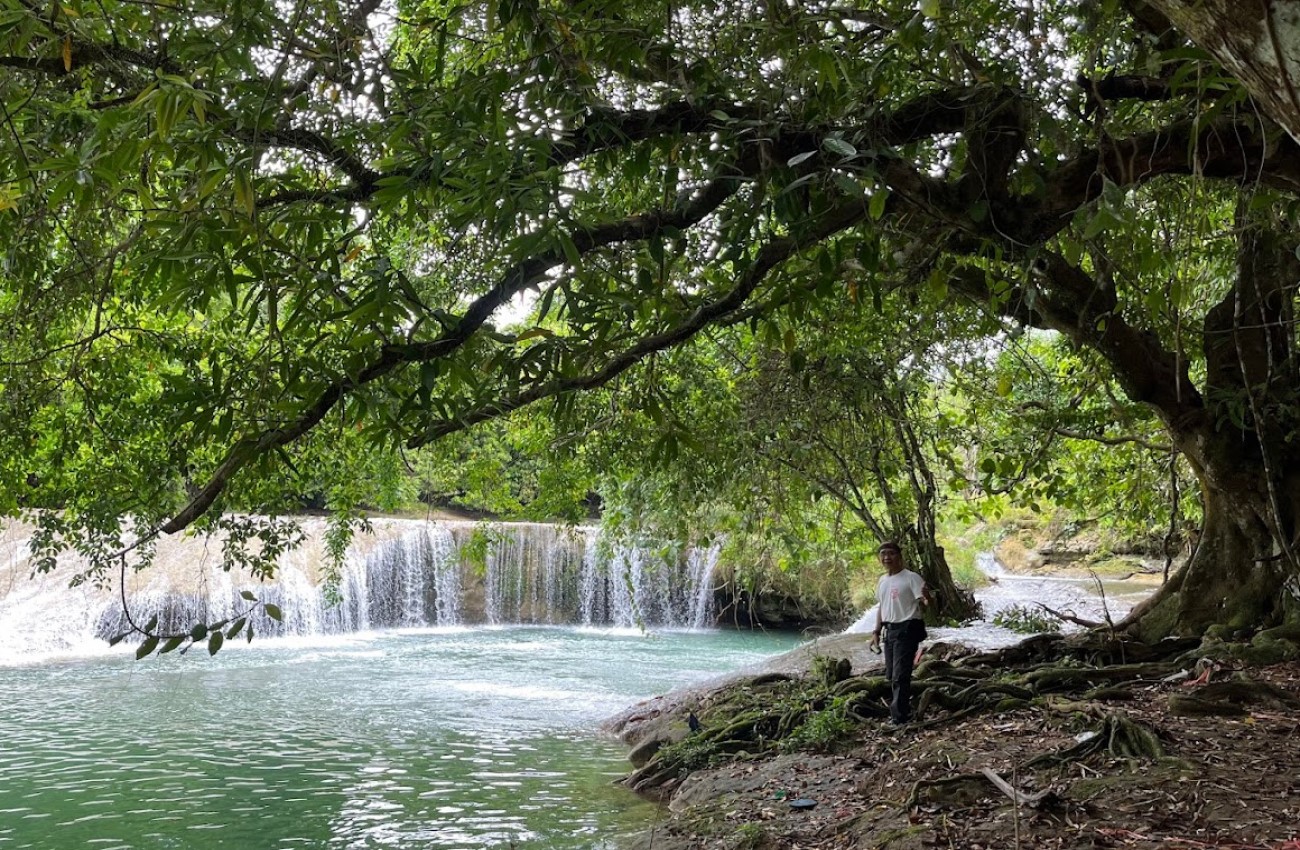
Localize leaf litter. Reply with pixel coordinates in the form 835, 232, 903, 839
632, 661, 1300, 850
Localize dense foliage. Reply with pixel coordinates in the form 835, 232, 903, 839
4, 0, 1300, 638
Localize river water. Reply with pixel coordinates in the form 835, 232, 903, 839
1, 540, 1157, 850
848, 554, 1158, 648
0, 627, 804, 850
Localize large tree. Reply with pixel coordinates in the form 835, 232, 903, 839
4, 0, 1300, 636
1144, 0, 1300, 144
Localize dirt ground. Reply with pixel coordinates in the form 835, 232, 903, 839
631, 661, 1300, 850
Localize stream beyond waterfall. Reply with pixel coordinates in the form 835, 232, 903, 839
847, 553, 1158, 648
0, 518, 723, 663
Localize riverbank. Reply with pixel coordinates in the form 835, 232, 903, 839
609, 630, 1300, 849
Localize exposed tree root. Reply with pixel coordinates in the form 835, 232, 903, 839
1026, 713, 1165, 767
620, 631, 1281, 795
1023, 662, 1177, 692
1167, 694, 1247, 717
1194, 678, 1300, 708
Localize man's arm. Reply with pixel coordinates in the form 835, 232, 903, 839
871, 584, 883, 648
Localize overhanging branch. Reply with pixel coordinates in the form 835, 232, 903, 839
158, 172, 747, 534
407, 199, 868, 448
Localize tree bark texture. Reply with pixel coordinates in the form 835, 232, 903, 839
903, 533, 979, 626
1149, 1, 1300, 144
1126, 209, 1300, 638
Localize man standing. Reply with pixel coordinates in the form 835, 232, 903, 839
869, 541, 930, 725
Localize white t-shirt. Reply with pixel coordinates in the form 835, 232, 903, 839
877, 569, 925, 623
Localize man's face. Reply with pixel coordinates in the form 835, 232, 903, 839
878, 548, 902, 573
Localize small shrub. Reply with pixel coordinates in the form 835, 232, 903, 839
992, 604, 1060, 634
732, 822, 768, 850
780, 696, 856, 752
657, 733, 721, 771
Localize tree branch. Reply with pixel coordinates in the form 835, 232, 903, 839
406, 199, 868, 448
1028, 119, 1300, 241
1049, 427, 1172, 453
159, 172, 749, 534
948, 255, 1203, 432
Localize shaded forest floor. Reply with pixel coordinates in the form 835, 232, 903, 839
623, 652, 1300, 850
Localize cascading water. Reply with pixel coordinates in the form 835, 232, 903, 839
429, 529, 461, 626
686, 541, 724, 629
0, 518, 723, 660
571, 538, 724, 629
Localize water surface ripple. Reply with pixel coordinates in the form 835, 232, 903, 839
0, 627, 802, 849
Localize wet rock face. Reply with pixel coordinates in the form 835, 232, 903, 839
993, 519, 1175, 577
713, 586, 850, 632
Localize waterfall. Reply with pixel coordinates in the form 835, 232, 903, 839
430, 529, 460, 627
686, 541, 723, 629
0, 517, 723, 658
573, 537, 720, 629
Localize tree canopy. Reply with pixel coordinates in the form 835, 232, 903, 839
4, 0, 1300, 637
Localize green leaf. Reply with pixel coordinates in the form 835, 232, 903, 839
787, 151, 818, 167
779, 173, 819, 196
536, 286, 556, 323
265, 603, 283, 622
108, 630, 131, 647
240, 590, 257, 602
869, 188, 889, 220
226, 617, 246, 639
190, 623, 208, 641
136, 635, 159, 660
927, 268, 949, 302
234, 170, 256, 217
159, 635, 186, 654
208, 631, 224, 656
832, 173, 861, 196
556, 232, 582, 267
822, 138, 857, 158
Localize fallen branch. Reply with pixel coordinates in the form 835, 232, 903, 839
978, 768, 1053, 806
1036, 602, 1102, 629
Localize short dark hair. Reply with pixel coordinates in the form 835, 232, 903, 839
877, 540, 901, 554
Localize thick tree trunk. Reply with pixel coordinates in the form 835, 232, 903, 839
900, 529, 979, 625
1128, 465, 1300, 640
1145, 0, 1300, 145
1127, 207, 1300, 639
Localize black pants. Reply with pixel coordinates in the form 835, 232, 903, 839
883, 619, 926, 724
